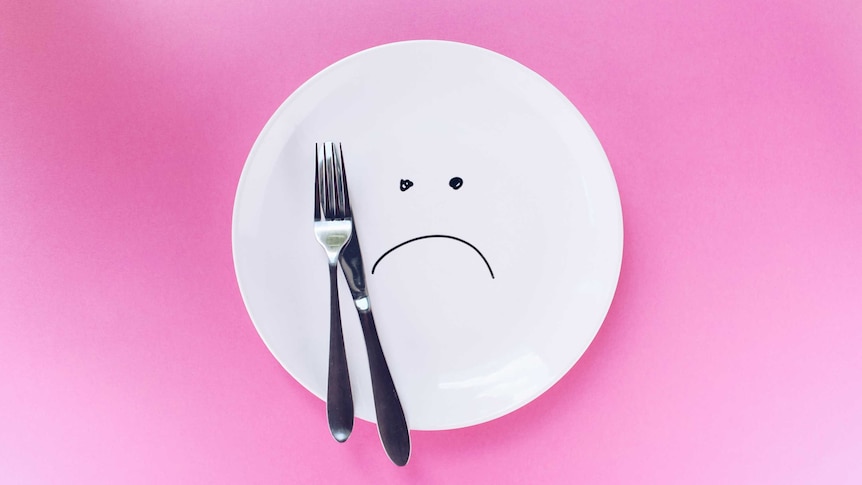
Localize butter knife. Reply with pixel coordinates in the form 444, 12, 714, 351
337, 158, 410, 466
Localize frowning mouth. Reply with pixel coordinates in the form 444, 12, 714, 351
371, 234, 495, 279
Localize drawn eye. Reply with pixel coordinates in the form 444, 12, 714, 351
400, 179, 414, 192
449, 177, 463, 190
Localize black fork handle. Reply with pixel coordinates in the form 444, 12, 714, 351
358, 310, 411, 466
327, 263, 353, 442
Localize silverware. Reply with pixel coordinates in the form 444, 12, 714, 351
335, 143, 411, 466
314, 142, 354, 443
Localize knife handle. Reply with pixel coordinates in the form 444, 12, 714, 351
327, 263, 353, 442
358, 310, 411, 466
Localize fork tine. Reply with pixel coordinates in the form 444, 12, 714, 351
336, 143, 352, 218
323, 142, 336, 219
314, 143, 323, 221
332, 142, 347, 219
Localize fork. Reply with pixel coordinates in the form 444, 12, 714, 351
314, 142, 354, 443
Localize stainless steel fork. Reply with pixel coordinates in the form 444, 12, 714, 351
314, 142, 354, 443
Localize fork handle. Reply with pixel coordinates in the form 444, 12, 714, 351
327, 263, 353, 442
358, 310, 410, 466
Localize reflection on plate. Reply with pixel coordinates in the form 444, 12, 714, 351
232, 40, 622, 430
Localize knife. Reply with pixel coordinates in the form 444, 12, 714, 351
339, 227, 411, 466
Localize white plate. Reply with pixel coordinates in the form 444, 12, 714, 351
232, 40, 622, 431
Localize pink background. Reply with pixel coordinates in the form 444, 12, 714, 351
2, 0, 861, 483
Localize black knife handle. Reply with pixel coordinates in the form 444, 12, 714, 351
358, 310, 411, 466
327, 263, 353, 442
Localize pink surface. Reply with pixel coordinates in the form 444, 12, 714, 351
2, 0, 861, 483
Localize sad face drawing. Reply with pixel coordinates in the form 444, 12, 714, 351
371, 176, 495, 280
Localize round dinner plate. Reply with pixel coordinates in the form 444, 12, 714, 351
232, 40, 623, 430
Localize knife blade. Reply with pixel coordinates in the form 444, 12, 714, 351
339, 228, 411, 466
